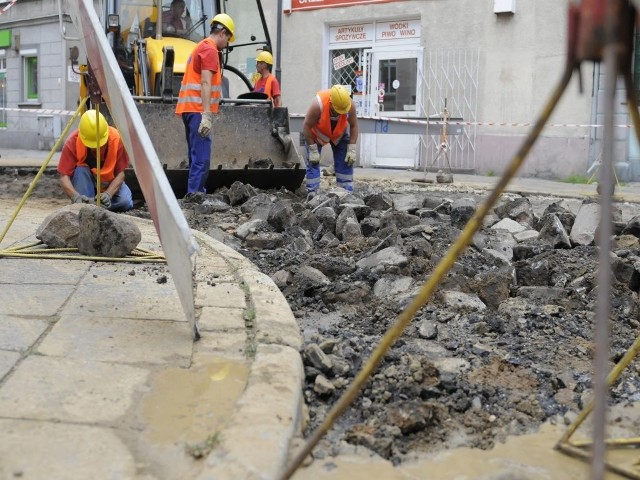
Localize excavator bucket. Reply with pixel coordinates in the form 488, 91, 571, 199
124, 102, 305, 198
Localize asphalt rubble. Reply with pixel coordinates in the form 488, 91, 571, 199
4, 150, 640, 478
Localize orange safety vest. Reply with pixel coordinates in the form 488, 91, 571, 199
75, 126, 121, 182
255, 74, 275, 99
176, 38, 222, 114
311, 90, 348, 146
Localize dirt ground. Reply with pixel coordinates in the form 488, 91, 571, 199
4, 167, 640, 467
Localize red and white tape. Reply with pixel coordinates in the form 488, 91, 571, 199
290, 112, 633, 129
2, 107, 634, 129
0, 0, 19, 17
0, 107, 77, 116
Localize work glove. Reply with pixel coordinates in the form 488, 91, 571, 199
71, 192, 92, 204
345, 144, 357, 166
97, 191, 112, 208
198, 111, 214, 137
308, 144, 320, 165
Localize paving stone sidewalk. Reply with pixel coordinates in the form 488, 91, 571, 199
0, 199, 304, 480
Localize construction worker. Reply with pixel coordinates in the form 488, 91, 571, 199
176, 13, 235, 194
253, 50, 281, 107
57, 110, 133, 212
302, 84, 359, 193
162, 0, 192, 37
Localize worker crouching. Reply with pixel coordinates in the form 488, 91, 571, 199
57, 111, 133, 212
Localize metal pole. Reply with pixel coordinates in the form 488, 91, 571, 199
275, 0, 283, 84
591, 1, 617, 476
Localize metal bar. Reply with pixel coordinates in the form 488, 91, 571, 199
130, 96, 273, 105
556, 443, 640, 479
289, 115, 465, 135
591, 1, 618, 475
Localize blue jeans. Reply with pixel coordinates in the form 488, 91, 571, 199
72, 166, 133, 212
182, 112, 212, 193
305, 134, 353, 193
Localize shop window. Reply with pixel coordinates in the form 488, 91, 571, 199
0, 56, 6, 128
23, 55, 38, 101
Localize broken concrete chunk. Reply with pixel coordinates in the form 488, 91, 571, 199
36, 205, 84, 248
77, 205, 141, 257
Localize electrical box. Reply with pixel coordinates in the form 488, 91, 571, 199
494, 0, 516, 14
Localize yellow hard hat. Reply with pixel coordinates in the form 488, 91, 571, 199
79, 111, 109, 149
256, 51, 273, 65
329, 85, 351, 115
211, 13, 235, 43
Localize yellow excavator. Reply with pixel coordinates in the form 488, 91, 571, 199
75, 0, 303, 197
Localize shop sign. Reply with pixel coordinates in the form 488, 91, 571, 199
375, 19, 420, 40
290, 0, 405, 12
329, 23, 373, 44
332, 53, 355, 70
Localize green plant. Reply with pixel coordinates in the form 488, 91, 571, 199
486, 170, 495, 177
562, 174, 591, 184
186, 432, 221, 459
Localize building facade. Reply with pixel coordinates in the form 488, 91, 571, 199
1, 0, 639, 180
0, 0, 81, 150
275, 0, 639, 180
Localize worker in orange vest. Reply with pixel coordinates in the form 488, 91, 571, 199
57, 110, 133, 211
253, 50, 281, 107
302, 85, 359, 193
176, 13, 235, 194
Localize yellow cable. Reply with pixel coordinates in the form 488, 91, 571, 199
280, 65, 574, 480
0, 98, 89, 246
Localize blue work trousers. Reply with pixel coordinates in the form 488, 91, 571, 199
305, 134, 353, 193
182, 112, 212, 193
72, 166, 133, 212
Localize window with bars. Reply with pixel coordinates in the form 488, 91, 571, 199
329, 48, 363, 94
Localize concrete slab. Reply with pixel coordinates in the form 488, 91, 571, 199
195, 282, 247, 309
0, 315, 49, 352
0, 419, 137, 480
0, 350, 20, 380
62, 276, 185, 321
198, 306, 246, 332
38, 316, 192, 366
0, 356, 149, 423
0, 284, 75, 316
192, 333, 248, 363
0, 258, 90, 284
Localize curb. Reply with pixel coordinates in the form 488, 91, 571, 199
190, 230, 305, 480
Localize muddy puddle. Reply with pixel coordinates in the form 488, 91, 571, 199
293, 403, 640, 479
141, 357, 249, 443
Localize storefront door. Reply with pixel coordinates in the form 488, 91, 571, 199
364, 48, 422, 168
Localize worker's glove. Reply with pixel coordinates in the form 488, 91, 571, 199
72, 192, 92, 204
97, 192, 112, 208
198, 112, 214, 138
345, 144, 357, 166
308, 144, 320, 165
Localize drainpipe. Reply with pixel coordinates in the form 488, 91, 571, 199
275, 0, 282, 83
588, 62, 599, 171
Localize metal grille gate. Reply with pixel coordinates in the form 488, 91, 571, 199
420, 48, 480, 172
328, 48, 479, 172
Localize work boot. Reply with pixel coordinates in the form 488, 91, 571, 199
183, 192, 206, 204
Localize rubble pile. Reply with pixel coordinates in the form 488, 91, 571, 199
155, 179, 640, 464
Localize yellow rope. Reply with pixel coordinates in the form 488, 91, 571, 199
279, 65, 575, 480
0, 98, 89, 246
